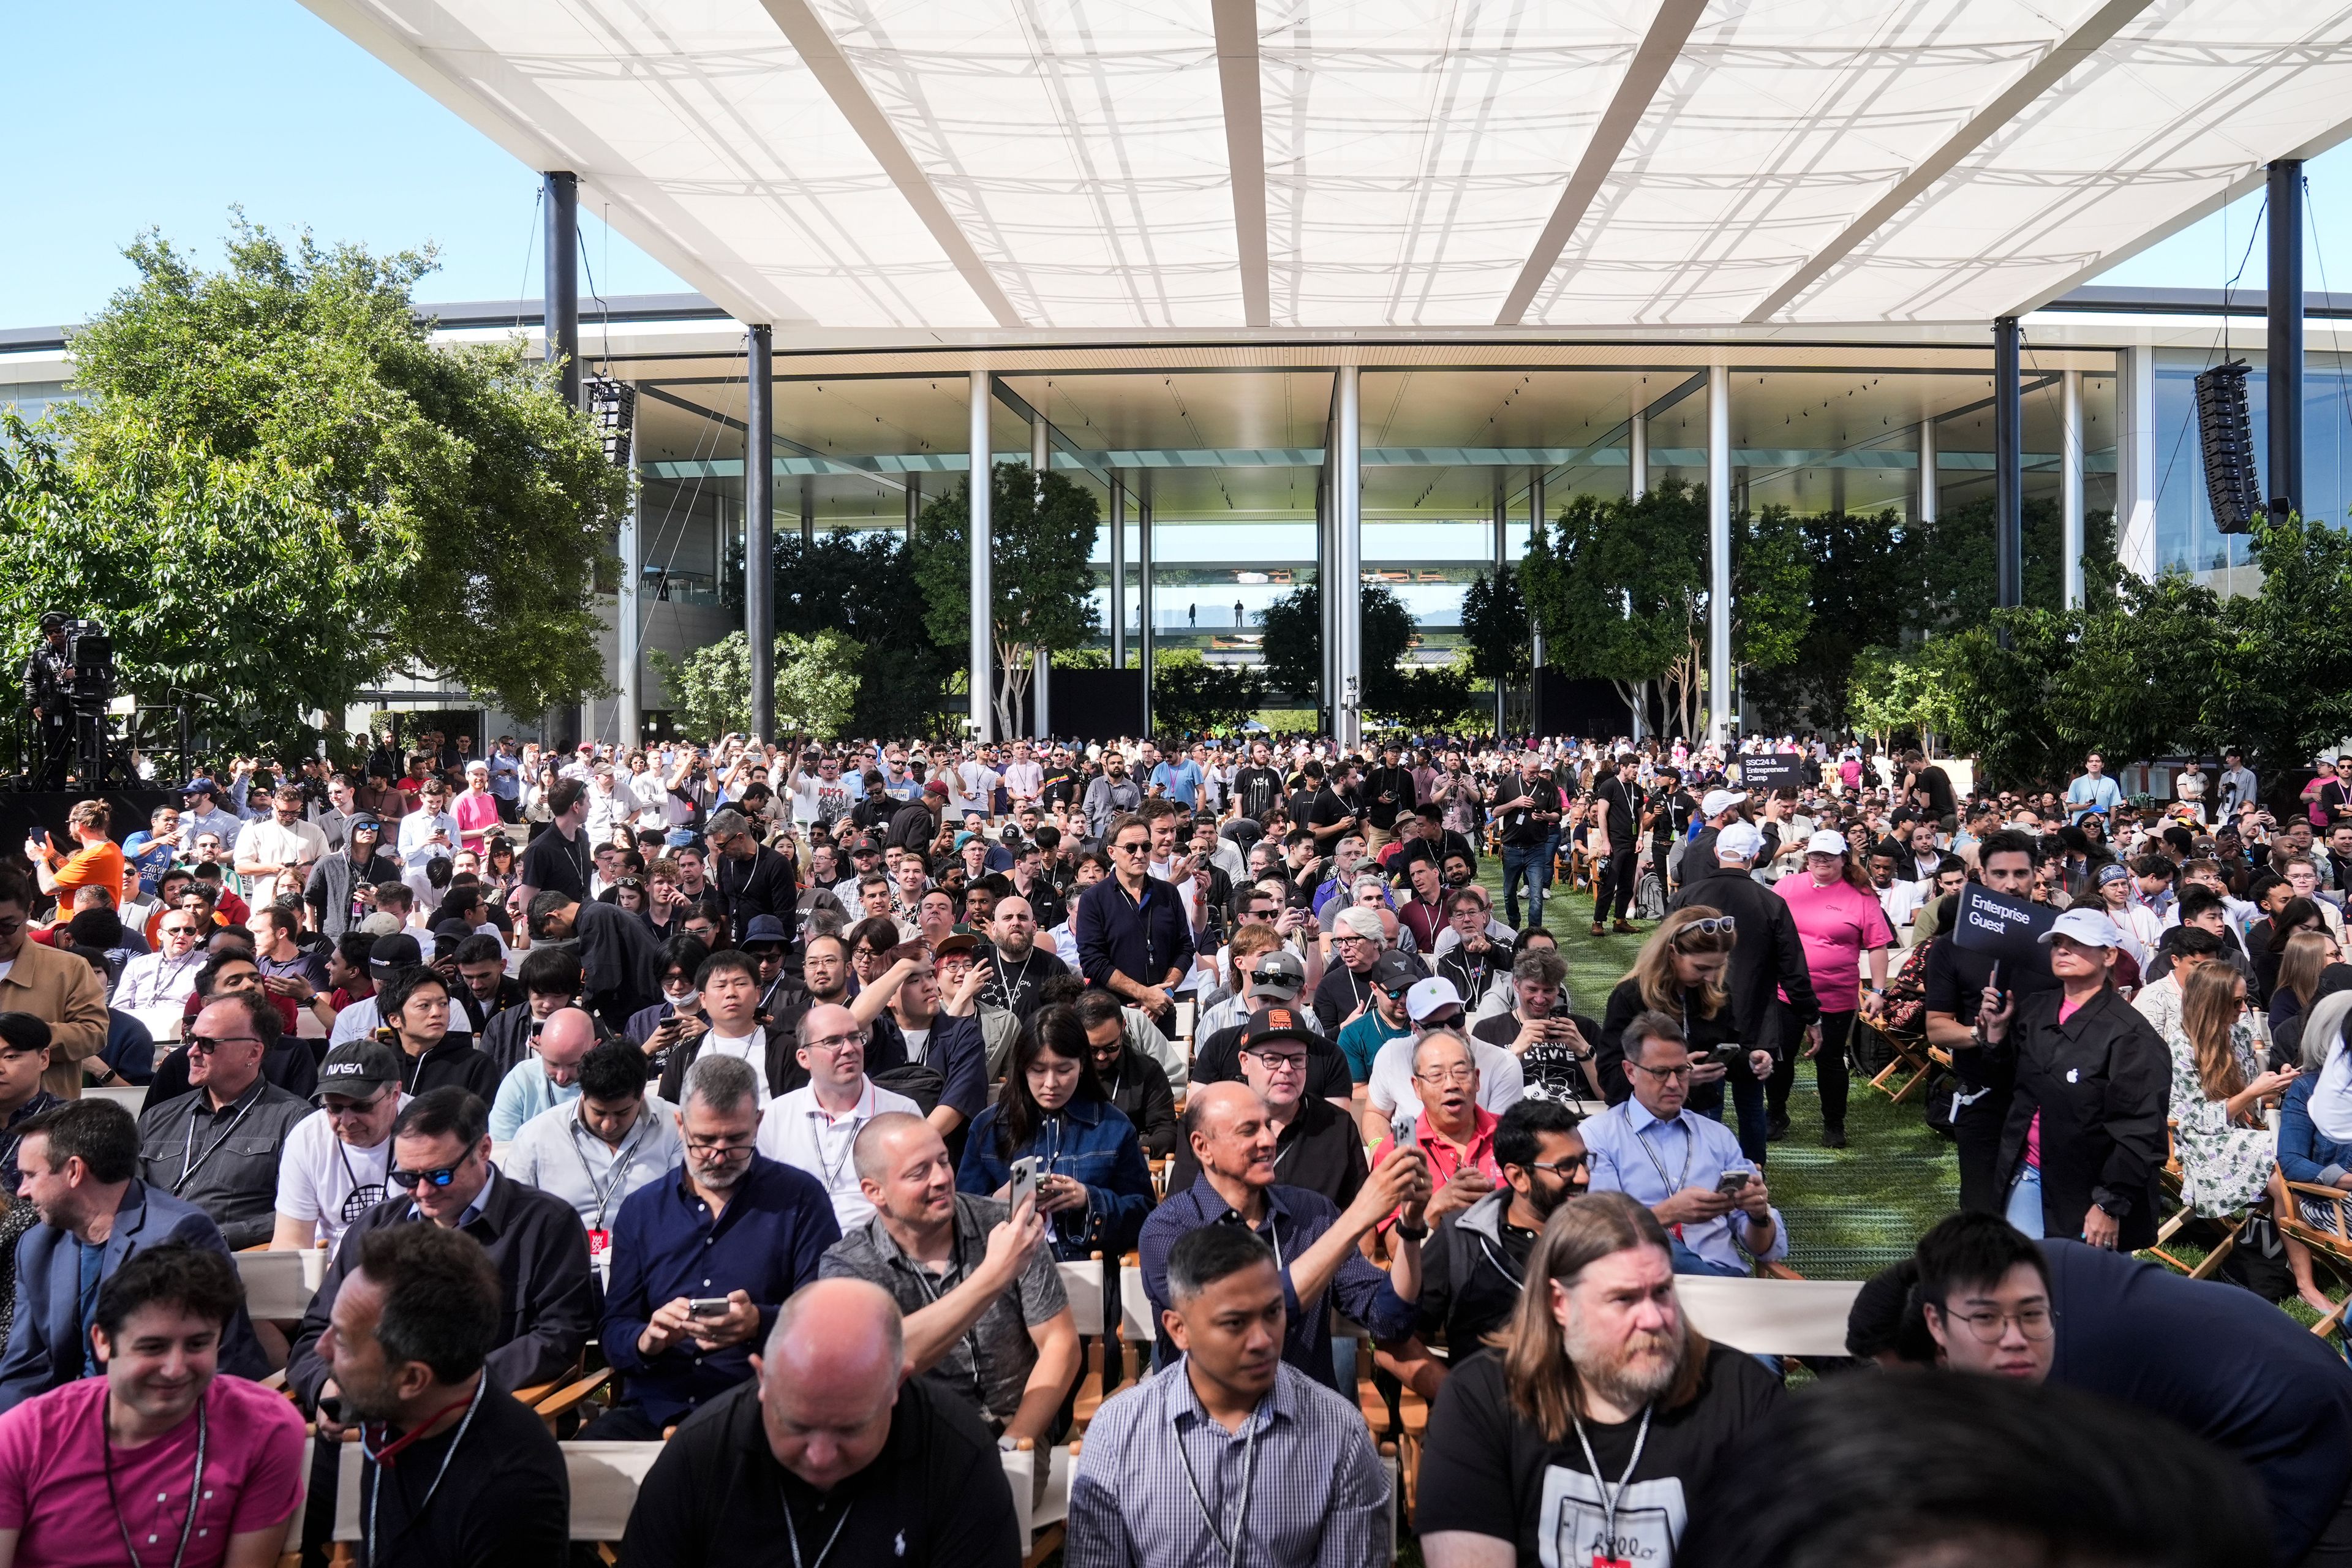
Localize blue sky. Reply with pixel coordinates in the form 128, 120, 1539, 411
6, 1, 2348, 328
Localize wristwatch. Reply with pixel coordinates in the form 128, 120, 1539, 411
1393, 1219, 1431, 1243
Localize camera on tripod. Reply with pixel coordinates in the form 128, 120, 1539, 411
63, 620, 115, 712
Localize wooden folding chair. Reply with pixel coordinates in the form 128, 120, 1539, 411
2278, 1180, 2352, 1332
2143, 1121, 2239, 1280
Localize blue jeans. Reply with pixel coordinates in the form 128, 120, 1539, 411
1501, 834, 1558, 929
1689, 1069, 1771, 1166
2005, 1164, 2046, 1237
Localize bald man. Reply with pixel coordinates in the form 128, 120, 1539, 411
756, 1003, 922, 1229
487, 1005, 597, 1141
620, 1278, 1021, 1567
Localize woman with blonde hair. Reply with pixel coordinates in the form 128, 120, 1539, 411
2163, 961, 2326, 1309
1596, 908, 1771, 1145
2271, 927, 2338, 1033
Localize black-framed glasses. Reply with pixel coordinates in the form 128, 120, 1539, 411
1523, 1153, 1589, 1178
389, 1164, 465, 1190
1627, 1060, 1697, 1081
683, 1134, 755, 1156
1942, 1304, 2054, 1343
1110, 840, 1149, 855
184, 1035, 263, 1056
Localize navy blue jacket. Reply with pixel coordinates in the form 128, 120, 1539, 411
1072, 874, 1195, 994
0, 1180, 268, 1411
957, 1096, 1154, 1260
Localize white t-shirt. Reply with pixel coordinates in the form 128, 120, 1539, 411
703, 1030, 772, 1102
273, 1104, 407, 1251
756, 1079, 921, 1229
1366, 1035, 1526, 1128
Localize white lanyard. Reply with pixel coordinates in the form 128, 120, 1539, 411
176, 1088, 263, 1195
1570, 1404, 1653, 1564
1174, 1395, 1262, 1568
568, 1117, 648, 1230
782, 1491, 853, 1568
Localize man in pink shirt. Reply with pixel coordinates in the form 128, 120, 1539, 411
1371, 1031, 1504, 1232
0, 1243, 303, 1568
1771, 831, 1894, 1149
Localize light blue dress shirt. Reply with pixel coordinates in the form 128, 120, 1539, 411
1581, 1096, 1788, 1274
489, 1058, 583, 1142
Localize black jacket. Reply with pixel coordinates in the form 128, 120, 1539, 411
1991, 985, 2170, 1251
1668, 863, 1820, 1055
303, 850, 406, 938
286, 1168, 597, 1409
1596, 976, 1740, 1107
396, 1033, 503, 1101
714, 845, 798, 948
1098, 1043, 1178, 1158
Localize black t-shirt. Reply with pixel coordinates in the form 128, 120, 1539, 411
1365, 766, 1416, 830
1307, 785, 1362, 838
979, 941, 1069, 1019
358, 1375, 570, 1568
1914, 763, 1959, 818
1041, 766, 1079, 809
1232, 765, 1285, 823
1416, 1345, 1782, 1567
1593, 774, 1638, 848
1192, 1017, 1354, 1104
518, 824, 588, 903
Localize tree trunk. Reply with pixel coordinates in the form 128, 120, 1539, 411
995, 636, 1032, 737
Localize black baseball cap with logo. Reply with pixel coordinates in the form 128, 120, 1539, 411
314, 1040, 403, 1102
1238, 1006, 1320, 1051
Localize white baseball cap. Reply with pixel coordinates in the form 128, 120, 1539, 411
2040, 908, 2123, 949
1804, 829, 1849, 857
1700, 788, 1744, 818
1405, 975, 1466, 1025
1716, 821, 1766, 862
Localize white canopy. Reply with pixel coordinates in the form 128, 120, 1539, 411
303, 0, 2352, 334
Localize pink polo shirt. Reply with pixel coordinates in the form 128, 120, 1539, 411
1774, 875, 1894, 1006
0, 1373, 305, 1568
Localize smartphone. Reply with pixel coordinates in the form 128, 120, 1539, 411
1706, 1042, 1744, 1070
1716, 1169, 1754, 1197
1392, 1116, 1419, 1150
1009, 1155, 1041, 1213
687, 1297, 731, 1318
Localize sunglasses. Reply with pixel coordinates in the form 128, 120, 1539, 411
389, 1164, 468, 1190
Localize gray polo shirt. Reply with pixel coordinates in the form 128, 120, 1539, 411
135, 1078, 314, 1250
819, 1191, 1067, 1428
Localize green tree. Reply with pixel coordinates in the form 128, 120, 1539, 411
772, 630, 862, 741
909, 462, 1100, 737
765, 528, 950, 739
1371, 652, 1482, 734
1845, 643, 1959, 756
1151, 649, 1267, 735
29, 222, 626, 726
1254, 576, 1415, 717
1458, 564, 1531, 688
2198, 513, 2352, 795
650, 632, 756, 741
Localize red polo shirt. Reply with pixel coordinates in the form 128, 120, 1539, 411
1370, 1104, 1503, 1229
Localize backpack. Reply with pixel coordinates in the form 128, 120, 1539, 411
872, 1061, 946, 1114
1634, 868, 1667, 921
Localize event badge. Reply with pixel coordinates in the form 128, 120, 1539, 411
587, 1227, 612, 1278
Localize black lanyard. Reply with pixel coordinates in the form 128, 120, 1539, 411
176, 1088, 263, 1195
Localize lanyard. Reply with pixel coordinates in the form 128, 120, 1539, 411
782, 1489, 853, 1568
1570, 1404, 1652, 1566
1630, 1115, 1693, 1200
101, 1397, 207, 1568
363, 1377, 484, 1563
1174, 1394, 1262, 1568
902, 1225, 989, 1411
176, 1088, 263, 1195
568, 1115, 649, 1229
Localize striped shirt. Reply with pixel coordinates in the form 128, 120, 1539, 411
1066, 1359, 1387, 1568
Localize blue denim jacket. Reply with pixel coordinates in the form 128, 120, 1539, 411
2279, 1075, 2352, 1187
957, 1096, 1155, 1259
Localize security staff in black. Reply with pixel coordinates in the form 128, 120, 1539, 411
21, 613, 72, 791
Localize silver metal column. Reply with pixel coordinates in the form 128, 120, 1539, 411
1139, 473, 1155, 735
617, 394, 642, 747
968, 369, 993, 742
1528, 466, 1547, 669
905, 473, 922, 535
542, 172, 579, 409
1031, 417, 1050, 738
745, 325, 774, 740
1491, 472, 1507, 736
1629, 386, 1648, 500
1108, 475, 1127, 669
1317, 467, 1333, 726
1706, 364, 1732, 747
1334, 366, 1363, 750
2062, 369, 2085, 610
2116, 347, 2157, 577
1917, 415, 1938, 525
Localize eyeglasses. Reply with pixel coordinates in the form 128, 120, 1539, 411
322, 1095, 393, 1118
389, 1164, 467, 1190
1627, 1060, 1697, 1081
1414, 1065, 1477, 1087
1242, 1049, 1309, 1072
1523, 1155, 1589, 1178
159, 922, 198, 936
1941, 1305, 2054, 1342
683, 1133, 755, 1156
184, 1035, 262, 1055
804, 1031, 862, 1054
1110, 841, 1149, 856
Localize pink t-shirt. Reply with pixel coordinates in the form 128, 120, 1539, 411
1774, 875, 1894, 1005
453, 791, 503, 848
0, 1373, 305, 1567
2027, 995, 2092, 1172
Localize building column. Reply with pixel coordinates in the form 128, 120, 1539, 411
2116, 347, 2157, 577
1491, 472, 1507, 735
543, 172, 580, 409
1917, 415, 1939, 526
968, 369, 993, 742
1317, 466, 1333, 727
1629, 387, 1648, 500
745, 326, 775, 739
2270, 157, 2305, 521
617, 393, 642, 747
2062, 368, 2086, 609
799, 474, 815, 549
1994, 317, 2023, 631
1139, 472, 1156, 736
904, 473, 922, 535
1706, 364, 1732, 746
1334, 366, 1363, 751
1108, 474, 1127, 669
1031, 417, 1050, 738
1528, 465, 1547, 663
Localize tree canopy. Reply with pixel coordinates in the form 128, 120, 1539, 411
1150, 649, 1267, 735
0, 222, 627, 747
1255, 576, 1415, 716
910, 462, 1100, 736
1458, 564, 1531, 690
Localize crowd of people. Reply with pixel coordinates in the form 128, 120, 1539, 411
0, 723, 2338, 1566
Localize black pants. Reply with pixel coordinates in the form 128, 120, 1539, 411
1954, 1087, 2013, 1215
1592, 845, 1638, 923
1768, 1008, 1855, 1133
30, 711, 69, 790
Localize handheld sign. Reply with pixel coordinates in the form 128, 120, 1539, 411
1951, 884, 2057, 982
1741, 753, 1804, 793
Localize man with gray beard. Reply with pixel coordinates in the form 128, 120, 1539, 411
1412, 1192, 1782, 1568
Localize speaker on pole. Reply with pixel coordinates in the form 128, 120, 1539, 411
2194, 360, 2261, 535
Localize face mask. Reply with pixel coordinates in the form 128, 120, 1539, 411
666, 987, 701, 1009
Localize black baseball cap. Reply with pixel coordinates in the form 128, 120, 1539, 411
1238, 1006, 1319, 1051
368, 932, 423, 976
314, 1041, 404, 1102
1367, 951, 1421, 993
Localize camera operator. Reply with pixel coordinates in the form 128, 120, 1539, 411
21, 613, 73, 791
